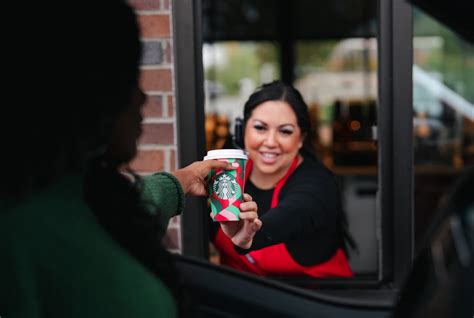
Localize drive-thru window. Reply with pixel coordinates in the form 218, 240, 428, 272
172, 0, 473, 313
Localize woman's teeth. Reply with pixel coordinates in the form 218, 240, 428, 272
261, 153, 277, 158
260, 152, 279, 163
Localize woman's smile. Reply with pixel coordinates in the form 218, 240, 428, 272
244, 100, 303, 188
258, 151, 280, 164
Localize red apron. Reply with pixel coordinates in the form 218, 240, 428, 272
214, 157, 353, 277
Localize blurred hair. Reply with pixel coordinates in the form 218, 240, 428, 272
2, 0, 182, 311
2, 0, 141, 200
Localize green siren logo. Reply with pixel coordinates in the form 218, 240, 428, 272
213, 173, 239, 200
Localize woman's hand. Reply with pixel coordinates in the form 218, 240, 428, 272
172, 160, 237, 196
218, 193, 262, 249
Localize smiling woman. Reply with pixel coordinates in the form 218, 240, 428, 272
244, 100, 304, 189
210, 81, 357, 277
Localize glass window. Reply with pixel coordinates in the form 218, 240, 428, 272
202, 0, 379, 284
294, 38, 378, 276
203, 41, 279, 150
413, 9, 474, 248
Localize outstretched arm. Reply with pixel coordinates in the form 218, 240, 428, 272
172, 160, 237, 196
143, 160, 262, 249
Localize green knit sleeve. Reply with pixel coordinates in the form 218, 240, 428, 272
140, 172, 185, 236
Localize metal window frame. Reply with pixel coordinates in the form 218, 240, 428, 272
173, 0, 209, 258
378, 0, 414, 288
174, 0, 415, 289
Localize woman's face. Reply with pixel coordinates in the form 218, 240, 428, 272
107, 87, 146, 165
244, 100, 303, 179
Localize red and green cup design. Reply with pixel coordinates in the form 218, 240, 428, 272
209, 158, 246, 221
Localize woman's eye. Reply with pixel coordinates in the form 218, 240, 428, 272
253, 125, 266, 131
280, 129, 293, 135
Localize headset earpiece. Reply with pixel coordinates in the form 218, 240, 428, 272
233, 117, 244, 149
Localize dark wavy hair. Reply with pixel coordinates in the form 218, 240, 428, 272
242, 80, 357, 254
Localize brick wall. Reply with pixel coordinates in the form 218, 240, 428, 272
128, 0, 181, 254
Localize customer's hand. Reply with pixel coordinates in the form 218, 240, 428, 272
218, 193, 262, 249
172, 160, 237, 196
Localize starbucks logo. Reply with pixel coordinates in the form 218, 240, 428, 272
213, 173, 239, 200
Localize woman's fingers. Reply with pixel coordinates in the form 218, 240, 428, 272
242, 193, 253, 202
249, 218, 262, 231
238, 211, 259, 221
181, 159, 237, 181
253, 218, 262, 229
240, 200, 257, 212
205, 159, 238, 172
250, 217, 262, 234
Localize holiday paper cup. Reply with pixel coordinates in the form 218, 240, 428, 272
204, 149, 247, 221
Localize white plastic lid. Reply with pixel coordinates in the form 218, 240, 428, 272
203, 149, 248, 160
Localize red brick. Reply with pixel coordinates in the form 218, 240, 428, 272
162, 227, 180, 250
142, 94, 163, 117
140, 69, 172, 92
128, 0, 161, 10
129, 149, 164, 172
138, 14, 170, 38
167, 95, 174, 117
139, 123, 174, 144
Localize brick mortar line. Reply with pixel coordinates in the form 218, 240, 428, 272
140, 65, 173, 70
168, 3, 175, 44
139, 37, 172, 41
162, 2, 181, 252
137, 145, 174, 150
141, 38, 170, 42
142, 118, 174, 124
169, 7, 178, 169
161, 95, 169, 118
142, 115, 173, 120
143, 90, 173, 95
164, 148, 170, 172
146, 92, 172, 97
136, 10, 171, 15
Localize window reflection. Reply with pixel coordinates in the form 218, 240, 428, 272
295, 39, 378, 170
413, 9, 474, 248
204, 42, 279, 150
294, 38, 378, 276
202, 0, 379, 282
203, 38, 380, 278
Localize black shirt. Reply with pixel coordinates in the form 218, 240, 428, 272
212, 157, 345, 266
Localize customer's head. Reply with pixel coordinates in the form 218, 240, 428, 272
2, 0, 142, 201
242, 81, 315, 176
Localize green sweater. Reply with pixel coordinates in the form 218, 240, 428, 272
141, 172, 185, 239
0, 173, 184, 318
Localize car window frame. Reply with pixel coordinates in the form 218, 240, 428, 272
173, 0, 415, 292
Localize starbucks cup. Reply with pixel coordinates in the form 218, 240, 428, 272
204, 149, 247, 221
